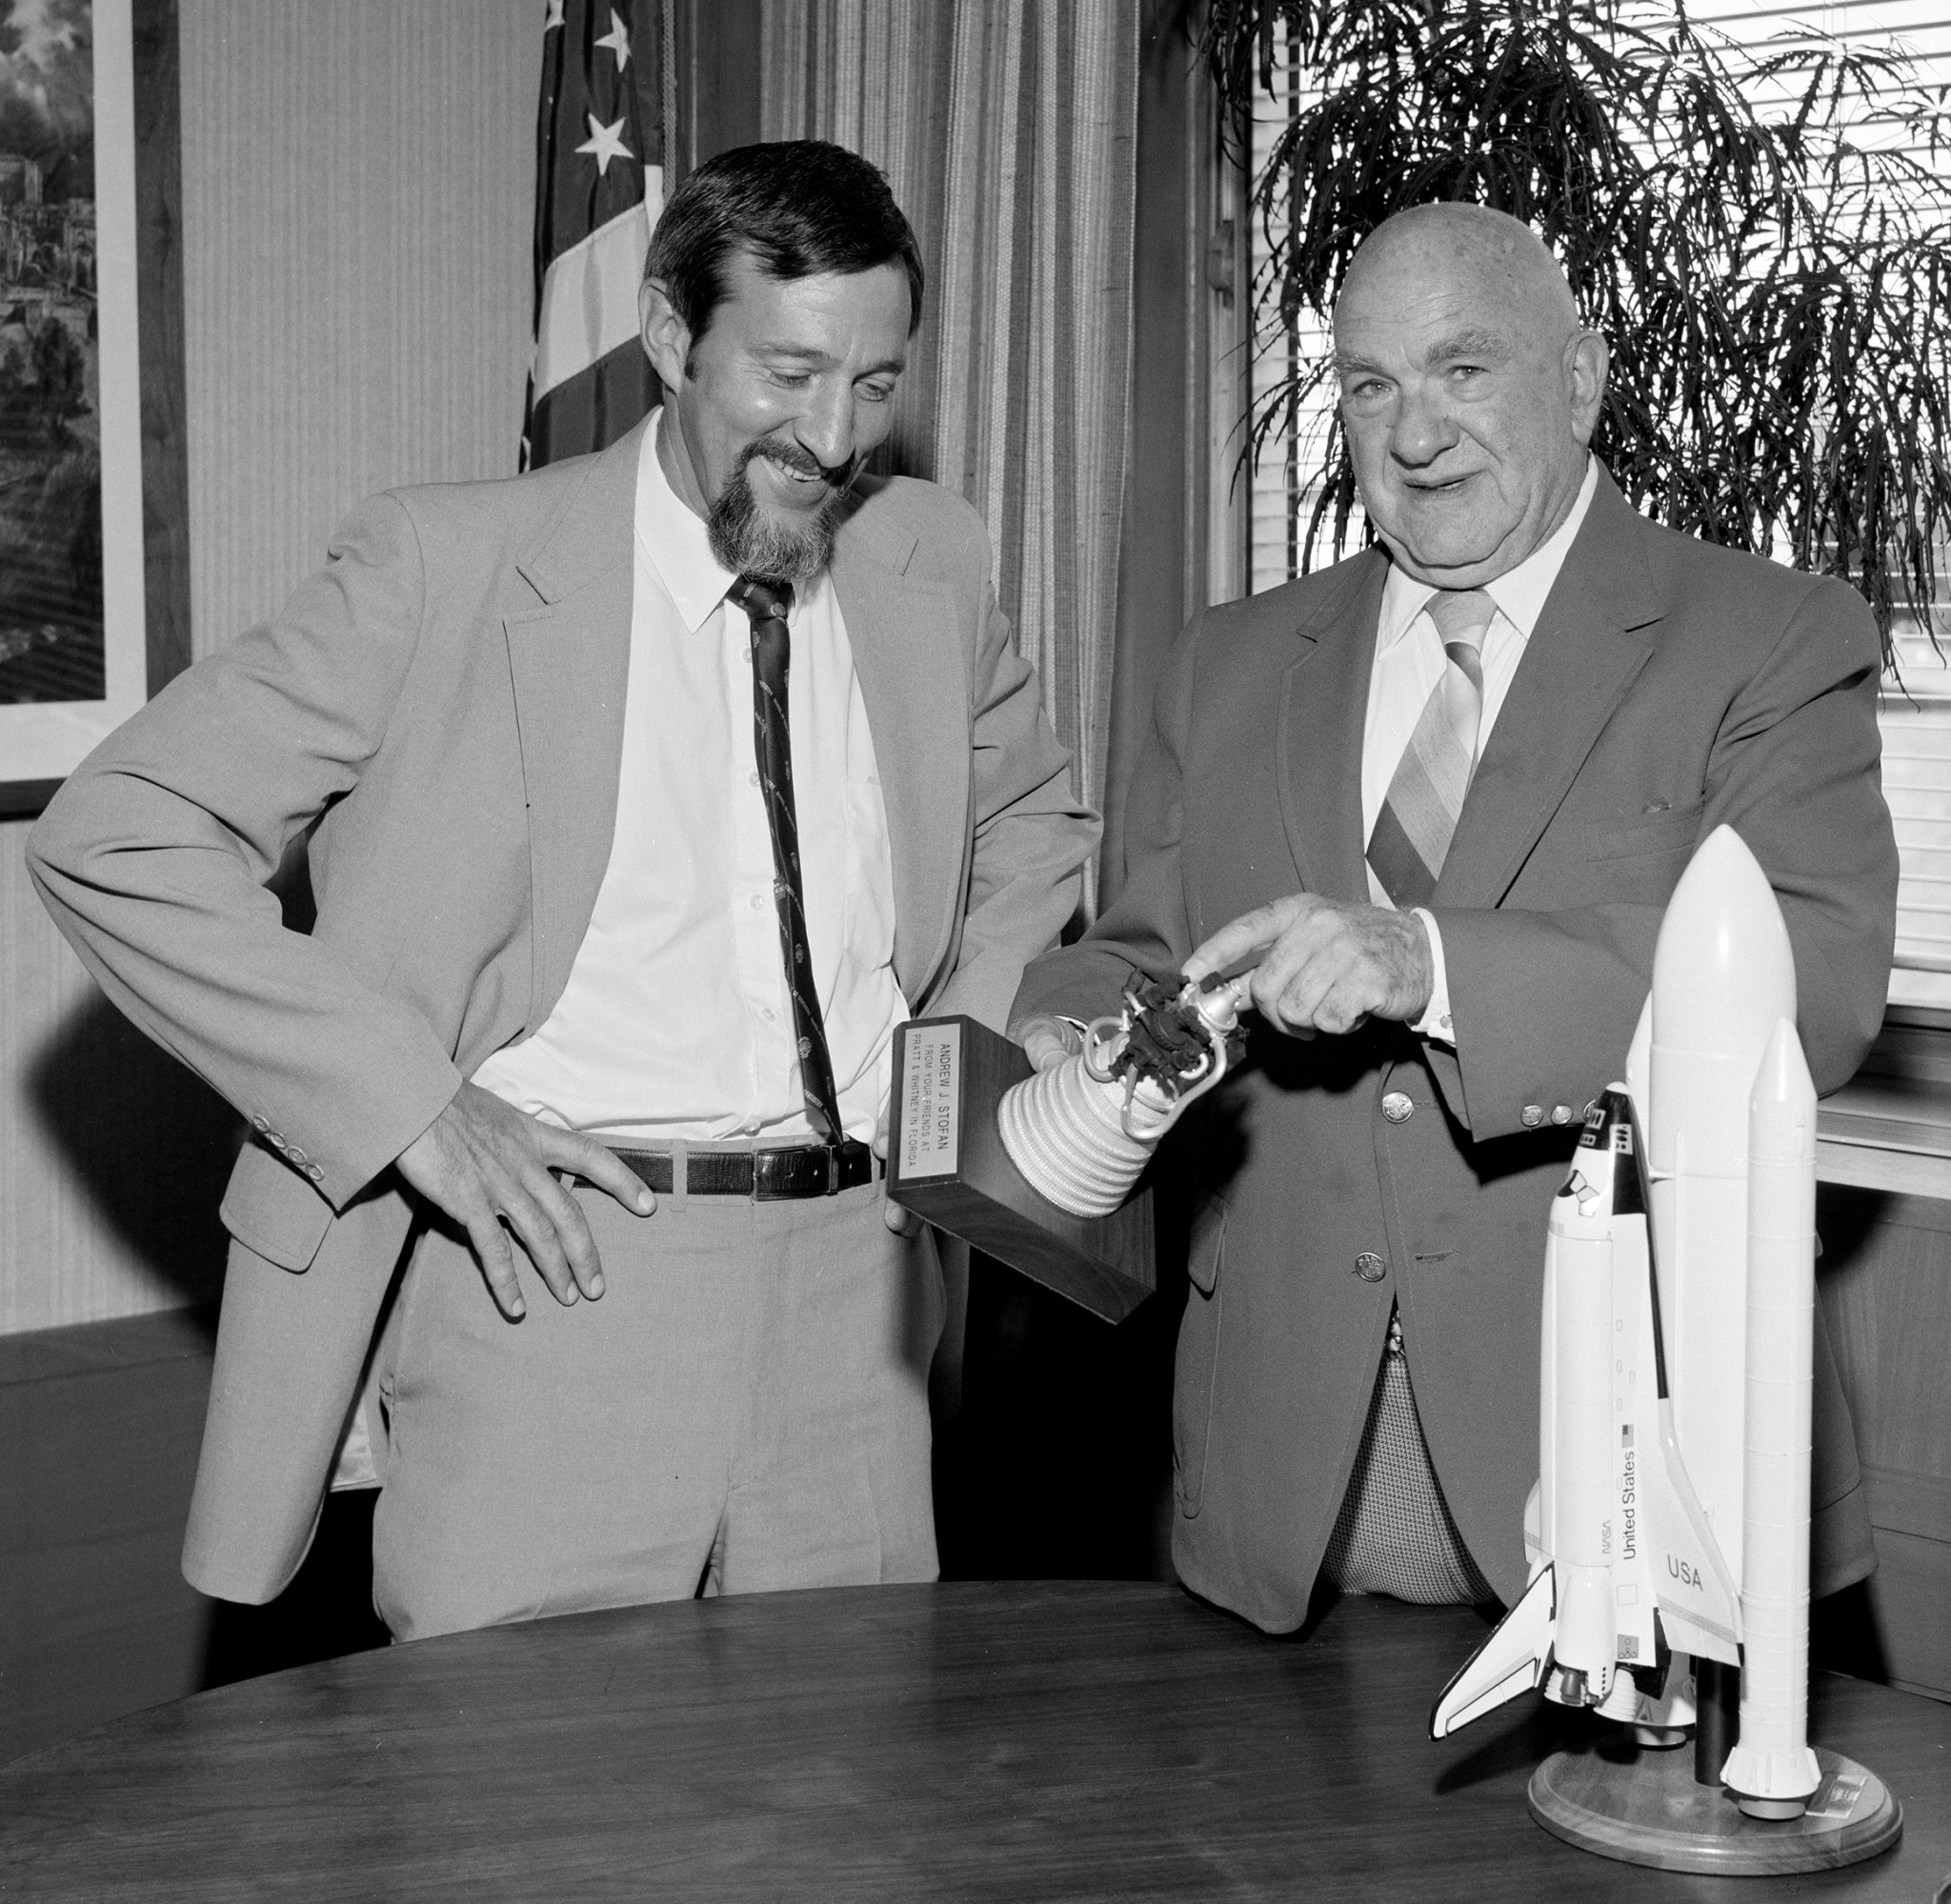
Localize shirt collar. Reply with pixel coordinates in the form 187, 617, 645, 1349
1377, 453, 1599, 653
636, 409, 737, 634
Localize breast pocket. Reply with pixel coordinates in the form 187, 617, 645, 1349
1585, 799, 1706, 863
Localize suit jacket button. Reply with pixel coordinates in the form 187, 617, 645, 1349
1380, 1092, 1413, 1124
305, 1164, 325, 1183
1550, 1105, 1573, 1125
251, 1114, 270, 1133
1355, 1253, 1387, 1283
1520, 1105, 1545, 1129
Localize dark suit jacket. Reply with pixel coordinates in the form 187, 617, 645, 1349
30, 419, 1099, 1603
1013, 465, 1895, 1631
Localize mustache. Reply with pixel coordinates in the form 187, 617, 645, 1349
735, 435, 855, 490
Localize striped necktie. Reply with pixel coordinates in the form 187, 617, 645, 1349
1365, 590, 1496, 909
728, 574, 845, 1144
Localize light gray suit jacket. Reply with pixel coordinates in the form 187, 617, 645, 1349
30, 418, 1098, 1603
1016, 466, 1894, 1630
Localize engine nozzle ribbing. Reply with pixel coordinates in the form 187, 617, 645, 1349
999, 975, 1244, 1217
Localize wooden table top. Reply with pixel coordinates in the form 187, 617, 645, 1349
1, 1580, 1945, 1901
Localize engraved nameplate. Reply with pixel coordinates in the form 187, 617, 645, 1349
899, 1020, 962, 1179
889, 1015, 1154, 1324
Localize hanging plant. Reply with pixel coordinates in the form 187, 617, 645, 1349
1201, 0, 1951, 654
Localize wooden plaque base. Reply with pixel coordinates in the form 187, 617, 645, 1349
1528, 1743, 1901, 1875
888, 1016, 1154, 1324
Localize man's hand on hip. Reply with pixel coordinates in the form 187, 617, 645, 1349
394, 1082, 654, 1319
1185, 894, 1434, 1038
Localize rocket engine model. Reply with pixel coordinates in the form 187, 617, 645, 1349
996, 968, 1247, 1217
1430, 825, 1859, 1842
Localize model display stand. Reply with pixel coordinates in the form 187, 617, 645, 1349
887, 1015, 1154, 1323
1530, 1742, 1902, 1876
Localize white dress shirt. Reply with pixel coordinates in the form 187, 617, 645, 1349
1362, 455, 1599, 1045
472, 411, 905, 1143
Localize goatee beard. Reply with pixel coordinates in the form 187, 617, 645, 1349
707, 441, 853, 582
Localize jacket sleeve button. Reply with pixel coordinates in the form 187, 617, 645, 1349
1520, 1105, 1544, 1129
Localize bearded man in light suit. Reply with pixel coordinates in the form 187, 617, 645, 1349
30, 142, 1097, 1640
1013, 203, 1894, 1633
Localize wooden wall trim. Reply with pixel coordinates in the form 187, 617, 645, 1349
132, 0, 191, 696
1822, 1181, 1951, 1240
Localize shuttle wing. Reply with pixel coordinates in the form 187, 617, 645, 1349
1428, 1566, 1557, 1739
1646, 1397, 1743, 1667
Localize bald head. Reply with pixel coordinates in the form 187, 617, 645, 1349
1344, 204, 1579, 340
1330, 204, 1607, 588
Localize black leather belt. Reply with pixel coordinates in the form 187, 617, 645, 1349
611, 1139, 879, 1200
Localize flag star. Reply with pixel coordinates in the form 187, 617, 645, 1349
543, 0, 565, 29
577, 111, 633, 175
594, 8, 631, 72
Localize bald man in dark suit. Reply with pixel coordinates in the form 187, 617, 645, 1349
1015, 203, 1894, 1632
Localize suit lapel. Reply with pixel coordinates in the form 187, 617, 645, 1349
1434, 472, 1663, 908
830, 497, 969, 1007
1279, 553, 1388, 901
502, 424, 643, 1030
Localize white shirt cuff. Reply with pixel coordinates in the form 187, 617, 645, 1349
1409, 908, 1456, 1046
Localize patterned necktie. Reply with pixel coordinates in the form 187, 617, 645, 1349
728, 575, 844, 1144
1364, 590, 1495, 909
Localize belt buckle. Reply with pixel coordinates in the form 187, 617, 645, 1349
750, 1143, 848, 1200
753, 1146, 811, 1202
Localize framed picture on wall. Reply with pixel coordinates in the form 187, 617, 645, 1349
0, 0, 184, 818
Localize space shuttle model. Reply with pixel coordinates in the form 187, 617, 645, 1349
1430, 826, 1825, 1821
1428, 1081, 1746, 1731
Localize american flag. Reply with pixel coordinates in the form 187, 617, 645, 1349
521, 1, 666, 470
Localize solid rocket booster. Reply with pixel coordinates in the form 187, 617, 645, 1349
1648, 826, 1797, 1590
1721, 1017, 1823, 1816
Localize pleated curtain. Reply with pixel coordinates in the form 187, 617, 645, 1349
760, 0, 1140, 915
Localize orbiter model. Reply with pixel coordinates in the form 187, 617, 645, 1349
1427, 1083, 1745, 1731
1430, 826, 1827, 1823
